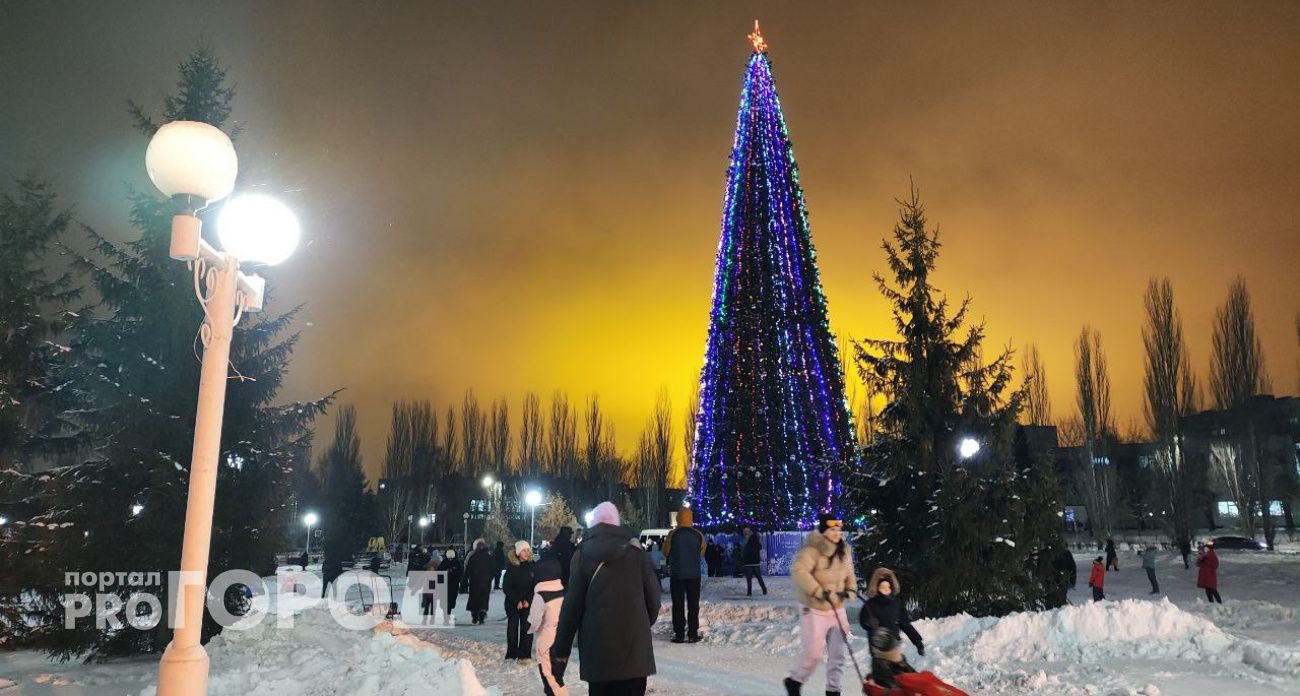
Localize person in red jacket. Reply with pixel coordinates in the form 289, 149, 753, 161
1087, 557, 1105, 602
1196, 543, 1222, 604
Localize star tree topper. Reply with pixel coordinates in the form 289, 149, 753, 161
748, 20, 768, 53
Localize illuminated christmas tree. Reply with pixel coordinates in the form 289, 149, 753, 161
687, 24, 858, 529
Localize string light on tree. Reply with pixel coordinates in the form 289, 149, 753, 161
687, 23, 859, 529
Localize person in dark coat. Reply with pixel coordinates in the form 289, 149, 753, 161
321, 551, 346, 599
663, 506, 705, 644
1197, 543, 1221, 603
408, 545, 427, 573
859, 568, 922, 690
548, 527, 576, 584
504, 540, 538, 661
437, 548, 463, 620
551, 501, 660, 696
298, 550, 309, 571
1179, 539, 1192, 569
491, 541, 506, 590
1105, 538, 1119, 571
704, 540, 722, 578
742, 527, 768, 596
730, 544, 744, 577
464, 538, 496, 624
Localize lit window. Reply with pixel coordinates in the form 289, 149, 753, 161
1217, 501, 1239, 517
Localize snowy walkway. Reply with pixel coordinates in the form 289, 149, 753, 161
2, 549, 1299, 695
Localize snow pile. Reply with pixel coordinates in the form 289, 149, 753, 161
139, 608, 495, 696
917, 599, 1300, 694
674, 602, 801, 650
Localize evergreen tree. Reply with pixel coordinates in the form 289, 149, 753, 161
318, 406, 371, 561
847, 188, 1064, 617
689, 30, 858, 528
3, 47, 332, 660
0, 176, 80, 470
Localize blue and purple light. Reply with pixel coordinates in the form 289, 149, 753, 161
687, 31, 858, 530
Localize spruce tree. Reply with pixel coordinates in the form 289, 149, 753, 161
847, 187, 1065, 617
4, 47, 333, 659
0, 177, 80, 470
318, 406, 372, 562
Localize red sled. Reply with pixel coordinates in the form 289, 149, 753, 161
863, 671, 970, 696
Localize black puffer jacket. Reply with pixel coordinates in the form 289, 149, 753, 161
503, 549, 537, 610
552, 523, 661, 683
858, 567, 923, 652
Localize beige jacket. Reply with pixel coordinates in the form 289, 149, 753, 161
792, 530, 857, 611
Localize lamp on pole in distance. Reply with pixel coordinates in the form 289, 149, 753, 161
957, 436, 981, 461
303, 512, 319, 557
525, 490, 544, 546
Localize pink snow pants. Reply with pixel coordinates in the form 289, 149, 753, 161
789, 606, 850, 692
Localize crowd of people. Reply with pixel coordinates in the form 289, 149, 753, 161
1081, 537, 1224, 604
389, 515, 1234, 696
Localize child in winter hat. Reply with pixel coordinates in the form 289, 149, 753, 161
529, 557, 568, 696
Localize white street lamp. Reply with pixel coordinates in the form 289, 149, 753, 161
131, 504, 144, 517
526, 490, 544, 546
418, 515, 429, 544
150, 120, 299, 696
303, 512, 319, 557
0, 516, 8, 526
958, 437, 981, 460
481, 474, 494, 488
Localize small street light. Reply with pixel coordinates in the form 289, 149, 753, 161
958, 437, 981, 460
303, 512, 319, 557
0, 516, 8, 526
148, 120, 300, 696
131, 503, 144, 517
526, 490, 546, 546
419, 515, 430, 544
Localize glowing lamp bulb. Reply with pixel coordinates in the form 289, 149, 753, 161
525, 490, 543, 508
303, 512, 319, 527
145, 120, 238, 204
958, 437, 981, 460
217, 194, 300, 265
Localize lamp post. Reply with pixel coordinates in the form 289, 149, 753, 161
525, 490, 544, 547
303, 512, 319, 558
462, 512, 470, 547
148, 120, 299, 696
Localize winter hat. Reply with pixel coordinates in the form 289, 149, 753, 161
817, 513, 844, 533
445, 549, 456, 559
515, 540, 532, 556
1094, 557, 1103, 564
591, 501, 621, 526
535, 557, 562, 583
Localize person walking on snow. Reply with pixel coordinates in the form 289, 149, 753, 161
528, 558, 569, 696
1105, 538, 1119, 571
663, 506, 706, 643
437, 548, 463, 624
859, 568, 923, 690
550, 501, 660, 696
547, 527, 576, 585
784, 514, 857, 696
646, 542, 666, 592
1197, 543, 1222, 603
504, 540, 539, 662
1179, 539, 1192, 569
742, 527, 768, 596
1088, 557, 1106, 602
465, 538, 496, 624
491, 540, 506, 591
1140, 544, 1160, 594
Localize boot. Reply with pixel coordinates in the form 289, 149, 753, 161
784, 677, 801, 696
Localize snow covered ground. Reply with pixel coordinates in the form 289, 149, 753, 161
2, 547, 1298, 695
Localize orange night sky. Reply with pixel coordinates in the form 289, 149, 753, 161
3, 2, 1298, 482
